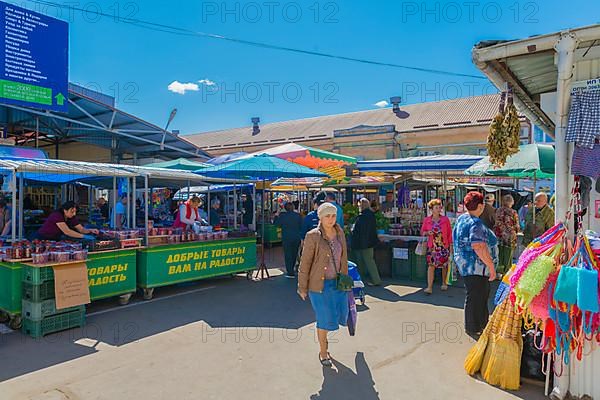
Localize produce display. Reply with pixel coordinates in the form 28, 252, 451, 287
0, 239, 90, 264
385, 205, 425, 236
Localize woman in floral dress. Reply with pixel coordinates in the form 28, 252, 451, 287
493, 194, 520, 277
421, 199, 453, 294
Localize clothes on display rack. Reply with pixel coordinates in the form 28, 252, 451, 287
571, 142, 600, 180
566, 91, 600, 148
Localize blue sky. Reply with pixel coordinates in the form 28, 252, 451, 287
17, 0, 600, 135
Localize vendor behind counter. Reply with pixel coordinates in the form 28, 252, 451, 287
35, 201, 99, 241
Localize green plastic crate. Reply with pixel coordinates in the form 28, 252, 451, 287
22, 308, 85, 338
392, 259, 411, 279
21, 299, 83, 321
410, 254, 428, 282
22, 265, 54, 285
22, 280, 55, 302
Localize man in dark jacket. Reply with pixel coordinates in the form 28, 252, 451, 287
479, 193, 496, 229
241, 193, 254, 227
350, 198, 381, 286
274, 202, 303, 278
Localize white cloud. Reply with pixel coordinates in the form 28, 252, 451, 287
374, 100, 389, 108
198, 79, 216, 86
168, 81, 199, 95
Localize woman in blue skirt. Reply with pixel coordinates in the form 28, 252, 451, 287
298, 202, 349, 367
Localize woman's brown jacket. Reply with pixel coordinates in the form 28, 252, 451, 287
298, 224, 348, 294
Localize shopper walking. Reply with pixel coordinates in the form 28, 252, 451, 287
274, 202, 303, 278
420, 199, 452, 294
297, 202, 349, 367
453, 191, 498, 339
350, 198, 381, 286
494, 194, 520, 277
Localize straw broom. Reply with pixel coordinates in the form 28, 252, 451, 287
481, 302, 523, 390
481, 299, 508, 377
464, 299, 503, 375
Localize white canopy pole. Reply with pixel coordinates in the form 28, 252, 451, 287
112, 176, 117, 229
18, 174, 23, 239
11, 170, 16, 242
233, 183, 238, 229
252, 184, 256, 230
132, 177, 137, 228
144, 175, 149, 246
126, 178, 131, 229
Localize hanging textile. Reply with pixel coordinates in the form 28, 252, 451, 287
566, 91, 600, 148
571, 142, 600, 180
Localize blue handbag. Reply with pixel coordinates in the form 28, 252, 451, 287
554, 250, 581, 305
577, 241, 599, 313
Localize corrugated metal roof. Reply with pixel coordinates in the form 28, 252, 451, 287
185, 94, 505, 150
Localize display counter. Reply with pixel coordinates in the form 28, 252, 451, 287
136, 237, 257, 300
374, 235, 428, 282
257, 223, 281, 247
0, 248, 138, 329
0, 260, 23, 328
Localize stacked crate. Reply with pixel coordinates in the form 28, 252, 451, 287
21, 265, 86, 338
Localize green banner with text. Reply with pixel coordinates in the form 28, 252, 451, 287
137, 238, 257, 288
87, 250, 137, 300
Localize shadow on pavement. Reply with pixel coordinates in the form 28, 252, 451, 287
310, 352, 379, 400
0, 273, 317, 382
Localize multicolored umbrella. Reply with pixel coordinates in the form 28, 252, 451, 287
241, 143, 356, 169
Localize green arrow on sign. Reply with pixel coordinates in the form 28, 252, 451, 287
55, 92, 65, 106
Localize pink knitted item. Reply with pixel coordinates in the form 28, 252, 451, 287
510, 242, 556, 290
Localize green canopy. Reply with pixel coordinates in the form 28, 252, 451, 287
465, 144, 555, 179
144, 158, 209, 171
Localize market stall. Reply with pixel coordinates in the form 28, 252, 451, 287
120, 165, 257, 300
356, 156, 483, 281
198, 154, 328, 279
0, 156, 139, 330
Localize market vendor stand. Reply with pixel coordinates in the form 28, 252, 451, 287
198, 154, 328, 280
137, 236, 257, 299
0, 157, 138, 329
121, 165, 256, 300
356, 155, 483, 281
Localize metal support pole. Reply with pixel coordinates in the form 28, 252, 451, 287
11, 170, 16, 242
112, 176, 117, 229
233, 183, 237, 229
144, 175, 149, 246
187, 180, 190, 200
88, 185, 93, 224
255, 179, 270, 280
35, 117, 39, 148
252, 184, 256, 230
132, 177, 137, 228
126, 178, 131, 229
18, 174, 23, 239
207, 185, 211, 220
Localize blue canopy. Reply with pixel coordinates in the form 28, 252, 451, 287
357, 155, 483, 173
197, 154, 328, 180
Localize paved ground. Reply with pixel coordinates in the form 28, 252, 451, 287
0, 247, 546, 400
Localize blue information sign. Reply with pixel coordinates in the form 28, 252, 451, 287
0, 1, 68, 112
